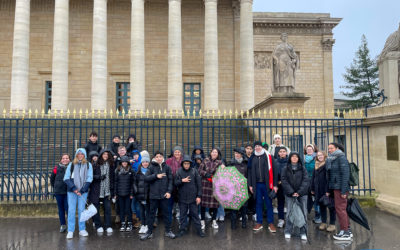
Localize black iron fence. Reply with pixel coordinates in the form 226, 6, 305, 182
0, 116, 373, 201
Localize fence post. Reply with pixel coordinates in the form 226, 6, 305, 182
200, 118, 203, 148
13, 119, 19, 201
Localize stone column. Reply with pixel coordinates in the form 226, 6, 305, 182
322, 37, 335, 112
130, 0, 145, 111
51, 0, 69, 111
91, 0, 108, 111
204, 0, 219, 111
239, 0, 254, 110
10, 0, 31, 111
379, 52, 400, 103
168, 0, 183, 111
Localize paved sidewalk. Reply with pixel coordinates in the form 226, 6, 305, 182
0, 207, 399, 250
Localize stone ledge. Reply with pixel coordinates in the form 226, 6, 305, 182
376, 194, 400, 217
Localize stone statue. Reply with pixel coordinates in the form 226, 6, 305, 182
272, 33, 298, 93
379, 23, 400, 63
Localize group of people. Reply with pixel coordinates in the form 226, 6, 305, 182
50, 132, 353, 241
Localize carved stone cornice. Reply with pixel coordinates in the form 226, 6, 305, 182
322, 38, 335, 51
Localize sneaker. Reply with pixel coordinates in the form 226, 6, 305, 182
319, 223, 327, 231
277, 219, 285, 228
252, 214, 257, 221
106, 227, 113, 234
326, 224, 336, 232
165, 231, 176, 239
273, 207, 278, 214
120, 222, 126, 232
205, 211, 212, 220
333, 230, 352, 241
126, 222, 133, 232
139, 225, 146, 234
97, 227, 104, 233
66, 232, 73, 239
143, 225, 148, 234
301, 234, 307, 241
201, 220, 205, 230
212, 220, 219, 229
313, 217, 322, 224
284, 207, 287, 213
268, 223, 277, 233
140, 232, 153, 240
348, 228, 353, 238
134, 221, 141, 229
79, 230, 88, 237
60, 225, 67, 233
284, 233, 291, 239
253, 223, 263, 231
218, 216, 224, 222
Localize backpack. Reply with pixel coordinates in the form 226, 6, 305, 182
349, 162, 359, 186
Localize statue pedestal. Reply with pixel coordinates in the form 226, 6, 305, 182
252, 92, 310, 117
379, 51, 400, 104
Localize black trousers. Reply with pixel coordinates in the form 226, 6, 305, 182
231, 202, 248, 224
179, 202, 202, 232
148, 198, 171, 233
139, 201, 150, 226
320, 203, 336, 224
92, 196, 112, 228
118, 195, 132, 223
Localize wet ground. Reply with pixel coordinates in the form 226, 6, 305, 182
0, 207, 399, 250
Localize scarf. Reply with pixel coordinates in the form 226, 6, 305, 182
253, 148, 274, 189
141, 167, 148, 175
235, 157, 243, 164
305, 153, 316, 163
73, 161, 88, 191
326, 149, 344, 170
291, 163, 299, 171
100, 162, 110, 198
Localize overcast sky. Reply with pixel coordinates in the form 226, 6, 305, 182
253, 0, 400, 95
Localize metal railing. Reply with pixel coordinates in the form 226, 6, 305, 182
0, 115, 373, 201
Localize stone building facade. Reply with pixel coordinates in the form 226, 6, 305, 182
0, 0, 340, 113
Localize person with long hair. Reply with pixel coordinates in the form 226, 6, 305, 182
63, 148, 93, 239
327, 142, 352, 241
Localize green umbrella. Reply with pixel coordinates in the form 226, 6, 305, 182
212, 166, 249, 210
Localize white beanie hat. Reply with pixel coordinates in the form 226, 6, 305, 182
274, 134, 281, 140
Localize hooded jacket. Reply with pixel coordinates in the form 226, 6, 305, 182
175, 156, 202, 204
145, 160, 173, 199
84, 140, 102, 155
191, 145, 205, 162
327, 149, 350, 194
131, 150, 142, 173
134, 164, 149, 202
50, 163, 68, 195
63, 148, 93, 193
281, 152, 309, 197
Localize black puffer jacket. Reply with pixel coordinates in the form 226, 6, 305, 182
85, 141, 102, 155
88, 163, 101, 204
114, 168, 135, 197
327, 150, 350, 194
145, 161, 173, 200
134, 166, 149, 202
50, 164, 68, 195
311, 164, 330, 202
228, 158, 248, 178
175, 166, 202, 204
281, 164, 309, 197
107, 142, 120, 157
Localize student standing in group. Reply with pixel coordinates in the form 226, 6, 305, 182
311, 151, 336, 233
166, 146, 183, 221
88, 150, 104, 233
175, 155, 205, 237
244, 143, 256, 220
126, 134, 141, 157
275, 147, 289, 228
191, 146, 205, 162
63, 148, 93, 239
107, 135, 121, 159
130, 150, 142, 227
96, 149, 115, 234
50, 153, 71, 233
135, 152, 151, 234
198, 148, 225, 230
248, 141, 277, 233
140, 151, 176, 240
268, 134, 290, 159
281, 152, 309, 241
114, 156, 135, 232
84, 131, 102, 155
304, 144, 322, 224
227, 148, 248, 230
327, 143, 352, 241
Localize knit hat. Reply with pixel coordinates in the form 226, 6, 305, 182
306, 144, 315, 151
120, 156, 130, 163
233, 147, 245, 155
140, 150, 150, 162
254, 141, 262, 147
273, 134, 281, 140
172, 146, 184, 155
181, 155, 193, 167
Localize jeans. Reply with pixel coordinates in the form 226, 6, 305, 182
148, 198, 171, 233
277, 184, 285, 220
139, 201, 150, 226
217, 204, 225, 218
255, 182, 274, 224
118, 195, 133, 223
93, 196, 112, 228
55, 194, 68, 226
179, 202, 201, 232
67, 192, 88, 233
200, 207, 217, 220
314, 203, 321, 220
285, 195, 308, 235
320, 203, 336, 224
131, 197, 141, 218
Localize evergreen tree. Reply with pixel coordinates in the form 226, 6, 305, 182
341, 35, 379, 109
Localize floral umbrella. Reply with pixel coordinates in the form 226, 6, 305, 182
212, 166, 249, 210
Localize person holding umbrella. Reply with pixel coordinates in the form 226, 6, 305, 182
281, 152, 309, 240
327, 142, 352, 241
227, 147, 248, 229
